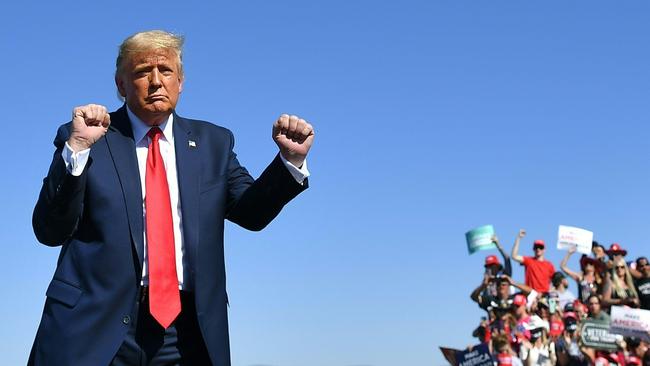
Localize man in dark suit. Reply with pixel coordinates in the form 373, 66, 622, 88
30, 30, 314, 365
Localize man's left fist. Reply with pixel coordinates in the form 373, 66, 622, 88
272, 114, 314, 167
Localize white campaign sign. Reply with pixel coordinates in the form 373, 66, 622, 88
557, 225, 593, 254
610, 306, 650, 342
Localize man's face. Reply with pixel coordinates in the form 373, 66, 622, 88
116, 48, 183, 125
486, 265, 499, 276
592, 246, 604, 258
497, 280, 509, 297
533, 245, 545, 258
587, 298, 601, 316
514, 303, 527, 317
637, 259, 650, 277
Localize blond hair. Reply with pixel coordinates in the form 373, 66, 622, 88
612, 258, 639, 299
116, 30, 185, 78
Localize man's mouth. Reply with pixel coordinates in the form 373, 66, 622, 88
147, 95, 167, 101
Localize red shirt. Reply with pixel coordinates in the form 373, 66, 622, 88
522, 256, 555, 293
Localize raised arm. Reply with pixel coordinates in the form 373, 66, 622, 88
470, 274, 491, 304
511, 229, 526, 264
33, 105, 110, 246
493, 235, 512, 276
630, 265, 643, 280
502, 274, 533, 295
560, 247, 582, 282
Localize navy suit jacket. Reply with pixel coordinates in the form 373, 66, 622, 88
30, 106, 307, 366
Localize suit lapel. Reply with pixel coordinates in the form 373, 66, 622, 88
105, 106, 145, 272
173, 114, 200, 285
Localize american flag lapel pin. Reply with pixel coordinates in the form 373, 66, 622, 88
188, 140, 197, 148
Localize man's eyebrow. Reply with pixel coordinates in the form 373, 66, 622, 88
132, 64, 156, 73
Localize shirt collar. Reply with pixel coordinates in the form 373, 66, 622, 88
126, 106, 174, 144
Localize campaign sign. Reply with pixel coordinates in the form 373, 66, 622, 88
610, 306, 650, 342
580, 320, 618, 351
466, 225, 496, 255
454, 343, 493, 366
557, 225, 593, 254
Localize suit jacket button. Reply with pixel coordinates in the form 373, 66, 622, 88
122, 315, 131, 325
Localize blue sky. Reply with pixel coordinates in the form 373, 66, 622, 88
2, 1, 650, 365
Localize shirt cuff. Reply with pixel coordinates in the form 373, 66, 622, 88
62, 142, 91, 176
279, 154, 310, 184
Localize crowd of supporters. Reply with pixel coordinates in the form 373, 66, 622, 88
469, 229, 650, 366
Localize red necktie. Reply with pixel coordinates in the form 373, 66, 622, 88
145, 127, 181, 328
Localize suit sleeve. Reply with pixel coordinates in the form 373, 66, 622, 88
32, 124, 89, 246
224, 130, 308, 231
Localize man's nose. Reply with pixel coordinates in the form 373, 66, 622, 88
149, 69, 162, 87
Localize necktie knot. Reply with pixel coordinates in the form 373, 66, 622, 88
148, 127, 163, 142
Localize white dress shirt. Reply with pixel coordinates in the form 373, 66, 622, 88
62, 107, 309, 290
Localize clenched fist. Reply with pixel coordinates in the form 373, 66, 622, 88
518, 229, 526, 238
272, 114, 314, 167
67, 104, 111, 152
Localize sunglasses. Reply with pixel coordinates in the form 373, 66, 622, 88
533, 246, 545, 251
615, 265, 626, 269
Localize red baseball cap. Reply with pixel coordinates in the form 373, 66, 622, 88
485, 255, 502, 267
533, 240, 545, 248
513, 294, 527, 307
573, 299, 588, 313
563, 311, 577, 320
606, 243, 627, 257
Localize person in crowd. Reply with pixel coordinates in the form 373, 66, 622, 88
513, 294, 533, 342
549, 272, 577, 310
484, 252, 511, 297
471, 274, 534, 314
605, 243, 629, 274
493, 334, 525, 366
512, 229, 556, 294
534, 296, 553, 322
471, 275, 516, 329
633, 257, 650, 310
480, 235, 515, 298
626, 338, 650, 366
520, 315, 556, 366
571, 300, 589, 322
561, 246, 605, 303
548, 310, 565, 343
592, 241, 608, 264
603, 257, 640, 309
586, 294, 610, 323
555, 312, 588, 366
491, 315, 518, 345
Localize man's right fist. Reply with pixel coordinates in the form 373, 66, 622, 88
67, 104, 111, 152
518, 229, 526, 238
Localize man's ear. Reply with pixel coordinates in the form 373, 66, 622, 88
115, 75, 126, 98
179, 76, 184, 94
